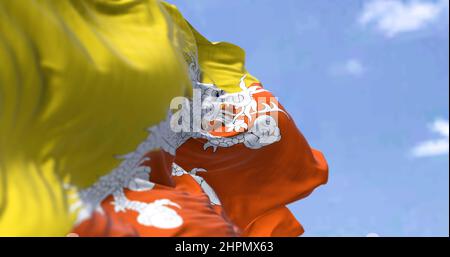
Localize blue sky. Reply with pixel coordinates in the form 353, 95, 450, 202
168, 0, 449, 236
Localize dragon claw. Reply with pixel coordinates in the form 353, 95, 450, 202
190, 168, 207, 175
111, 201, 126, 213
203, 142, 218, 152
154, 199, 181, 209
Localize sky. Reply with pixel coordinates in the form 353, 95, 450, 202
168, 0, 449, 236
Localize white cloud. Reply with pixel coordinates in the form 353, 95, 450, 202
345, 59, 366, 76
330, 59, 366, 77
359, 0, 449, 37
412, 119, 449, 158
366, 232, 380, 237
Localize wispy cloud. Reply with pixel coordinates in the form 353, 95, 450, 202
330, 58, 366, 77
412, 119, 449, 158
359, 0, 449, 38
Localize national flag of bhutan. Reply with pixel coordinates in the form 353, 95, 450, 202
0, 0, 328, 236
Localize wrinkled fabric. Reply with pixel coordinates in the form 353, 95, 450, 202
0, 0, 328, 237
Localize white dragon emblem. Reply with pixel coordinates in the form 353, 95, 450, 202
69, 53, 285, 228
